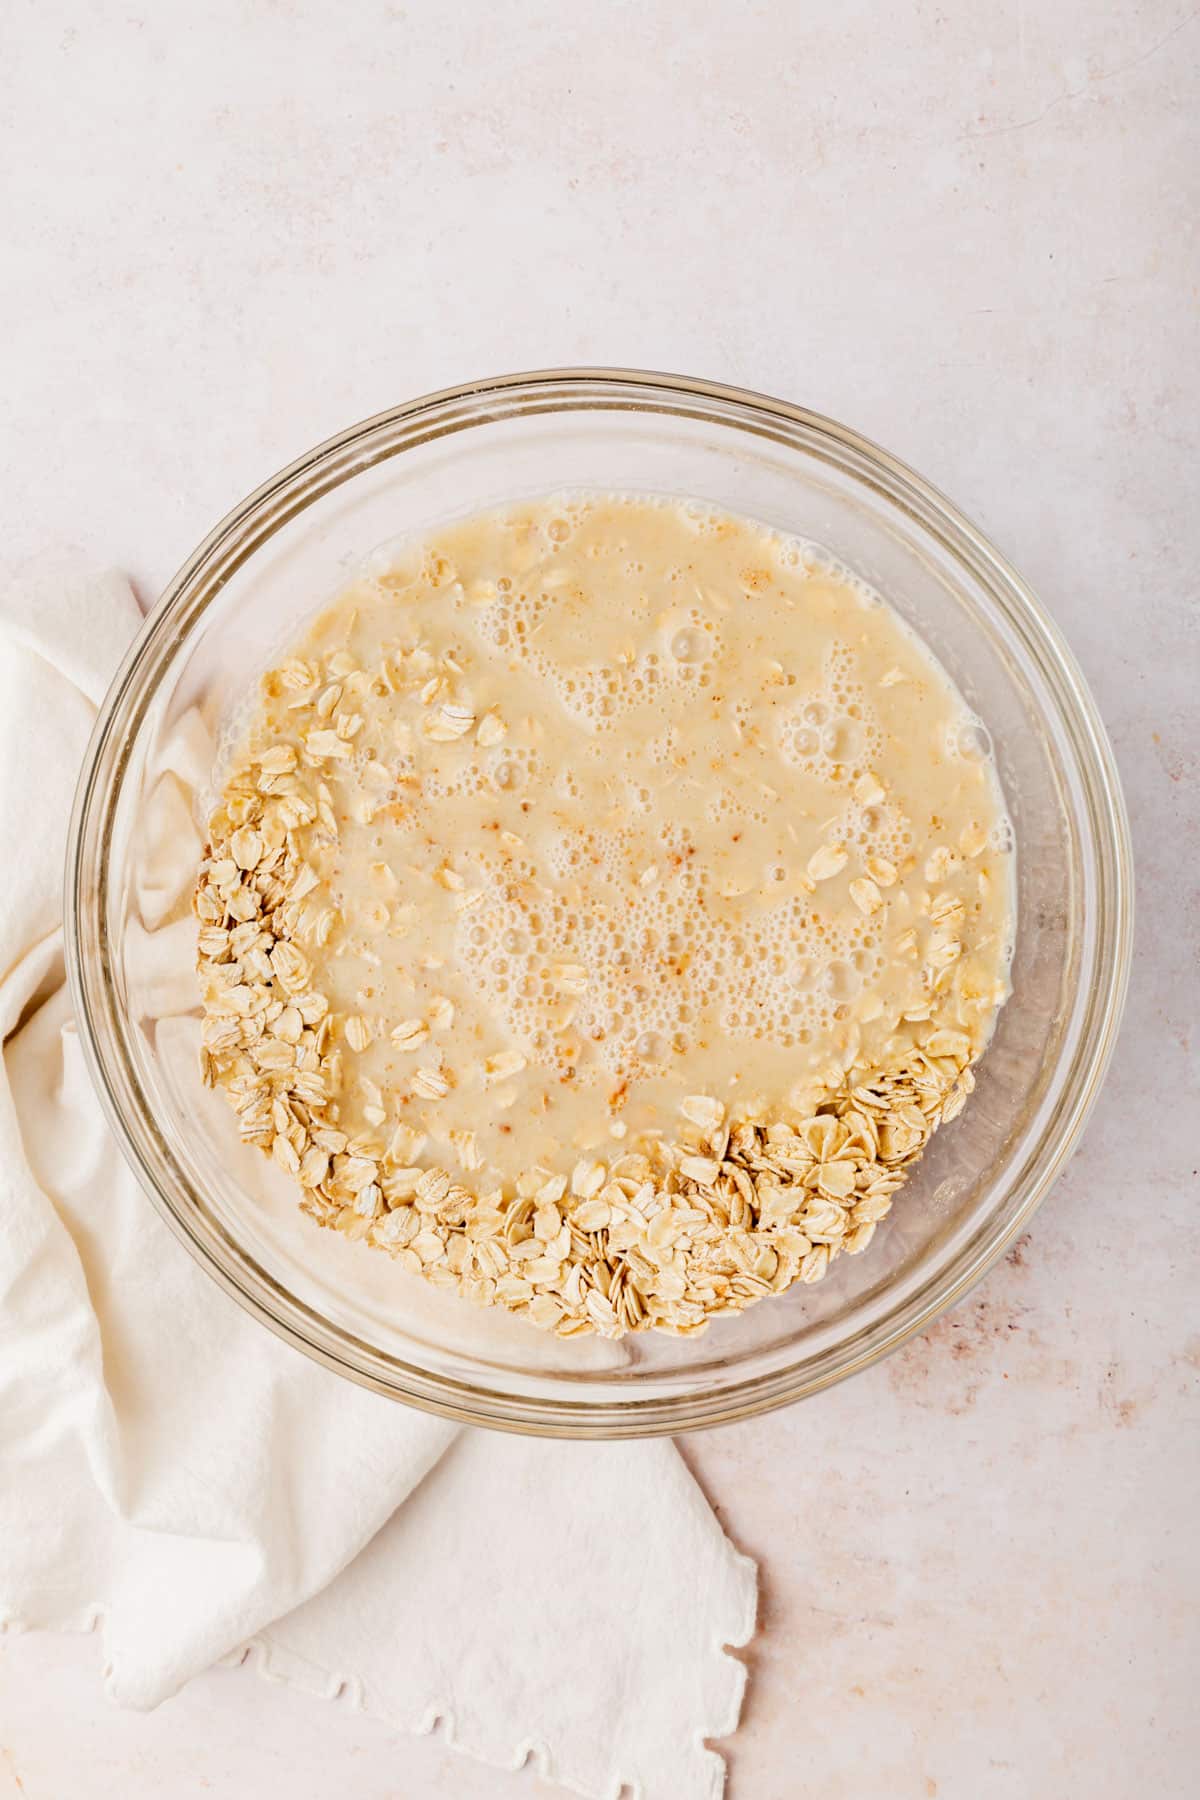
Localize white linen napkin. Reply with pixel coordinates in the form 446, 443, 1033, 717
0, 554, 756, 1799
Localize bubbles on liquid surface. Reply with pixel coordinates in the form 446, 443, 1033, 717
309, 494, 1014, 1144
822, 718, 864, 763
952, 718, 993, 763
670, 627, 705, 663
824, 960, 859, 1002
452, 798, 904, 1082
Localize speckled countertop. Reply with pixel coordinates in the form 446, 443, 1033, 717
1, 3, 1196, 1796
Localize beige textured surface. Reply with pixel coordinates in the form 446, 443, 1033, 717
1, 0, 1196, 1795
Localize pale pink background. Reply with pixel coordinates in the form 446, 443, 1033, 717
2, 1, 1196, 1796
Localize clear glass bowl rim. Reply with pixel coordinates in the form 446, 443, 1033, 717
65, 366, 1134, 1437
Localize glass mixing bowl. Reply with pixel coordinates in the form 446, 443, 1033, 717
66, 369, 1133, 1436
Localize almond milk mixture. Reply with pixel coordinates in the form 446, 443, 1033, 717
195, 495, 1013, 1337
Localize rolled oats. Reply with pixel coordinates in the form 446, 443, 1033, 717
195, 495, 1013, 1339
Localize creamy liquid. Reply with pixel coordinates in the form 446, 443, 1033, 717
248, 494, 1013, 1185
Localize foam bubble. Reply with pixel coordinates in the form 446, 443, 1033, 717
949, 716, 994, 763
